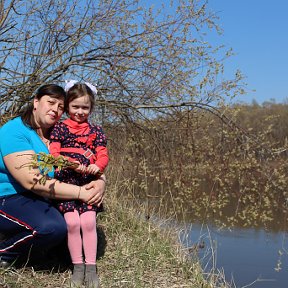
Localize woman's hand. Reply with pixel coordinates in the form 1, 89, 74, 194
79, 176, 106, 206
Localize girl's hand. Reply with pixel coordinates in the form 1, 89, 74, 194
73, 161, 87, 174
86, 164, 100, 175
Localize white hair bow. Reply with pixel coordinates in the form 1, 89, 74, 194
64, 80, 98, 96
84, 82, 98, 96
64, 80, 78, 92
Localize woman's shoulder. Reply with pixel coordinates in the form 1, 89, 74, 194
0, 117, 37, 155
0, 117, 26, 133
1, 116, 21, 126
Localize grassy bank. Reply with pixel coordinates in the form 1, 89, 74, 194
0, 185, 230, 288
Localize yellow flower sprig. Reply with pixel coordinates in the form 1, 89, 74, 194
19, 152, 102, 185
29, 152, 78, 185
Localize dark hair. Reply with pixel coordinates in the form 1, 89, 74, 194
65, 83, 95, 113
21, 84, 66, 129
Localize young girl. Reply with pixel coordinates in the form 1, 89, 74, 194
49, 80, 109, 288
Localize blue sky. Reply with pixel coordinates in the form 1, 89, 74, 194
143, 0, 288, 104
207, 0, 288, 104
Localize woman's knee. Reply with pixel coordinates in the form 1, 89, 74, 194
53, 217, 67, 239
36, 215, 67, 242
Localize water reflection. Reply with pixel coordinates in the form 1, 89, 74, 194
179, 223, 288, 288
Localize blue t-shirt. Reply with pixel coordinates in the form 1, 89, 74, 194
0, 117, 54, 197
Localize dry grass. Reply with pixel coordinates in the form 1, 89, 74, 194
0, 186, 231, 288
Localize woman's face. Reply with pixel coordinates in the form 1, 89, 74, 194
33, 95, 65, 129
68, 95, 91, 123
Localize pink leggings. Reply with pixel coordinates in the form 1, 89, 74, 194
64, 210, 97, 264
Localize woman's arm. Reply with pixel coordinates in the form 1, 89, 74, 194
3, 150, 105, 204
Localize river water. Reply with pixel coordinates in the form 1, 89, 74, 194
179, 223, 288, 288
132, 179, 288, 287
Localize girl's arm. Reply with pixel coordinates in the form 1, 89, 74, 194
86, 146, 109, 175
3, 150, 105, 204
49, 122, 78, 164
49, 141, 77, 164
94, 146, 109, 172
92, 125, 109, 172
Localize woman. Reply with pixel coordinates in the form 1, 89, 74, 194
0, 84, 106, 267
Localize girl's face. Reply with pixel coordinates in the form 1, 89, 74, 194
33, 95, 65, 128
68, 95, 91, 123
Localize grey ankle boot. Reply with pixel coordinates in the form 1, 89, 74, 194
0, 260, 11, 269
84, 264, 101, 288
71, 263, 85, 287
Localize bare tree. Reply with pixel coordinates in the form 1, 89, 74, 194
0, 0, 244, 124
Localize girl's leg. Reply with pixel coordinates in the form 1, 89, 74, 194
64, 210, 85, 287
0, 193, 67, 264
64, 210, 83, 264
80, 211, 100, 287
80, 211, 97, 264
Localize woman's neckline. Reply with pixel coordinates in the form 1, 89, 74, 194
36, 128, 50, 148
40, 136, 50, 148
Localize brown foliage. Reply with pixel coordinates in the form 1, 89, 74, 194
106, 103, 288, 231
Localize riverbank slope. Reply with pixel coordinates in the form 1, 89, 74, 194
0, 188, 229, 288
